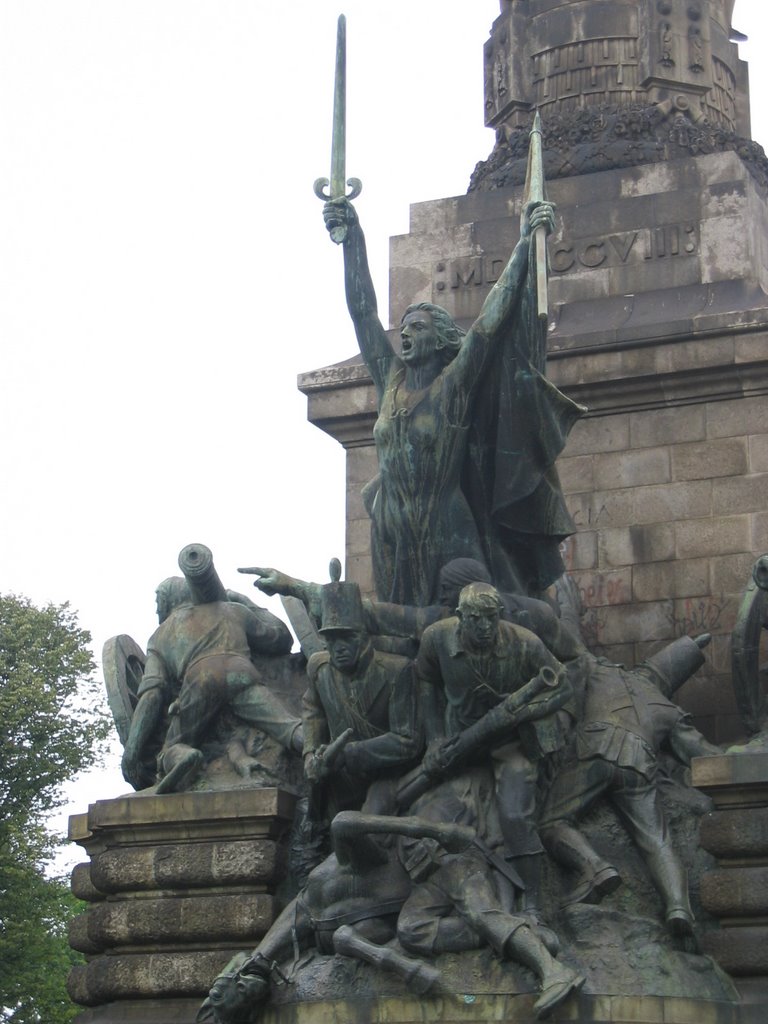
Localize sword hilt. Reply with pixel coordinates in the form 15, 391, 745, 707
314, 178, 363, 243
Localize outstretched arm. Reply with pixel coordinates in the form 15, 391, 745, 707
323, 197, 395, 401
239, 566, 323, 625
447, 201, 554, 388
669, 716, 722, 765
331, 810, 475, 870
475, 201, 554, 338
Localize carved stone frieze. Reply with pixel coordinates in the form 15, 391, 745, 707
469, 104, 768, 193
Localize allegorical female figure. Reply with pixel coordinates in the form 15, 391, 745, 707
323, 197, 583, 607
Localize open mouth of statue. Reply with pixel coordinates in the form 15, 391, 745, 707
401, 339, 413, 354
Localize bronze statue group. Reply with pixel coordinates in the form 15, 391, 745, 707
117, 199, 722, 1022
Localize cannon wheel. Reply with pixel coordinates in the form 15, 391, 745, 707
103, 634, 146, 745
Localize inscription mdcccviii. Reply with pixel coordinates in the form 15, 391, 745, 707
435, 223, 698, 291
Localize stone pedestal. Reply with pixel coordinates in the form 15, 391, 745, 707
255, 993, 739, 1024
67, 788, 296, 1024
693, 753, 768, 1020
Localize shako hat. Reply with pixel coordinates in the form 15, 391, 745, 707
637, 634, 709, 697
318, 558, 365, 634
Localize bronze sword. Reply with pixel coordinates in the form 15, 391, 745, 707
313, 13, 362, 243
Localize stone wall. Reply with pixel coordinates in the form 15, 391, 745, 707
695, 752, 768, 1017
558, 394, 767, 744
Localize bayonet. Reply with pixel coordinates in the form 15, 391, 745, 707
524, 110, 548, 320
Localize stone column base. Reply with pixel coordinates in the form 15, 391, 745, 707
67, 788, 297, 1022
258, 993, 739, 1024
693, 752, 768, 1018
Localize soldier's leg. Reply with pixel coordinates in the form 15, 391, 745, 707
397, 877, 484, 956
493, 745, 542, 858
407, 853, 583, 1020
508, 925, 586, 1020
612, 771, 694, 938
539, 757, 622, 907
155, 743, 204, 794
333, 923, 439, 995
492, 746, 549, 919
256, 895, 314, 963
199, 898, 313, 1023
169, 657, 232, 749
161, 657, 259, 791
427, 851, 539, 957
157, 682, 212, 793
227, 659, 303, 752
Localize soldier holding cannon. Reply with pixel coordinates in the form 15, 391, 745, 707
121, 544, 302, 793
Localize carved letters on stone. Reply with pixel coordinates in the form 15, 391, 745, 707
549, 223, 699, 273
434, 223, 699, 294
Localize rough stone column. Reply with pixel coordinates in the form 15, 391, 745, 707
67, 788, 296, 1024
483, 0, 748, 135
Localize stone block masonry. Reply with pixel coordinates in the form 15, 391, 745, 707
67, 788, 296, 1023
561, 404, 768, 744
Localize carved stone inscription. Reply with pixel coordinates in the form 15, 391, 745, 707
434, 223, 699, 293
550, 223, 699, 273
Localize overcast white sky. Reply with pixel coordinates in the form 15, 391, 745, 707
1, 2, 765, 857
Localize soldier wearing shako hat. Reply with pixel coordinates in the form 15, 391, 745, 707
538, 633, 721, 941
302, 567, 421, 821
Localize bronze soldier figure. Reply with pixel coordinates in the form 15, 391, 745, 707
121, 545, 302, 793
539, 636, 721, 939
301, 574, 421, 818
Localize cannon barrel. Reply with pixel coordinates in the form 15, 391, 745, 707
177, 543, 228, 605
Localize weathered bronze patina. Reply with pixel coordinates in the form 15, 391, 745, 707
323, 195, 583, 606
200, 810, 584, 1024
118, 544, 302, 794
301, 575, 420, 821
539, 635, 720, 941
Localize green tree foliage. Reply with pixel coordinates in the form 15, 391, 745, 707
0, 867, 84, 1023
0, 594, 110, 1023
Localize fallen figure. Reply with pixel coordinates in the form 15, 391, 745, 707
198, 811, 584, 1022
